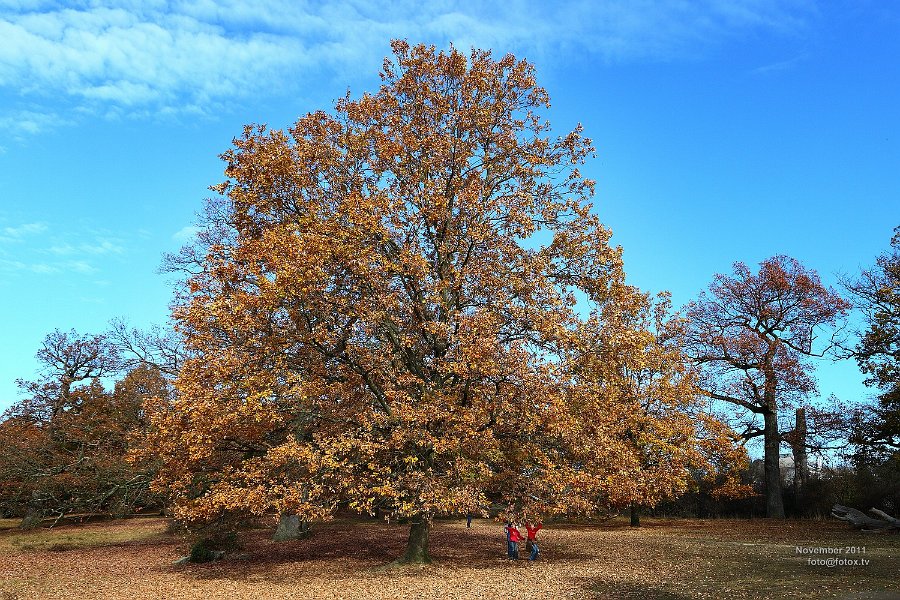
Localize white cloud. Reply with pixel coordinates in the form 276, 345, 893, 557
0, 221, 48, 244
0, 109, 67, 138
752, 52, 809, 75
0, 258, 26, 271
28, 262, 58, 274
48, 239, 125, 256
172, 225, 199, 243
0, 258, 59, 274
1, 221, 46, 238
67, 260, 99, 274
0, 0, 816, 135
0, 221, 123, 276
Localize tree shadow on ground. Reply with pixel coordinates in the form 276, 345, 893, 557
172, 520, 526, 583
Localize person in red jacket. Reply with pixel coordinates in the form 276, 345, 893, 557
525, 522, 543, 560
505, 523, 524, 559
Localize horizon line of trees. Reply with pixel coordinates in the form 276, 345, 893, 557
3, 236, 895, 530
1, 231, 895, 558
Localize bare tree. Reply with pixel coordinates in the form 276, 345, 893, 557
107, 319, 186, 378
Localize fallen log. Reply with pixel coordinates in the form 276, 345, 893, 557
832, 504, 899, 531
869, 508, 900, 528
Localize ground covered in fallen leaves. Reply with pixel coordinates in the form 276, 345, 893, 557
0, 515, 897, 599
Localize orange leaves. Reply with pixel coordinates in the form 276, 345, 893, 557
2, 356, 168, 519
548, 291, 753, 513
152, 40, 727, 542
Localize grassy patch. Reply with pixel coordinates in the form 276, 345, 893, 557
585, 522, 900, 600
0, 519, 19, 532
0, 520, 165, 553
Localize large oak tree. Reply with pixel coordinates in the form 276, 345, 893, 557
149, 42, 744, 562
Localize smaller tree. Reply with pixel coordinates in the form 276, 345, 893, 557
526, 293, 751, 524
0, 331, 165, 524
683, 256, 850, 518
14, 329, 120, 424
779, 399, 852, 514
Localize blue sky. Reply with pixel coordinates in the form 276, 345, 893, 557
0, 0, 897, 416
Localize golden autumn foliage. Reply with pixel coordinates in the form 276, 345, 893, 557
0, 363, 168, 522
146, 41, 746, 561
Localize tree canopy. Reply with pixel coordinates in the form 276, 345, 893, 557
0, 331, 166, 524
683, 255, 850, 518
145, 41, 745, 562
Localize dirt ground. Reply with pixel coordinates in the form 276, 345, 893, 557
0, 515, 897, 599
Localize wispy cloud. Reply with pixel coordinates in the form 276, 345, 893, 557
0, 258, 57, 274
28, 262, 58, 274
0, 0, 816, 136
172, 225, 199, 243
0, 221, 48, 244
1, 222, 47, 238
752, 52, 810, 75
67, 260, 99, 274
0, 109, 66, 139
47, 239, 125, 256
0, 220, 124, 276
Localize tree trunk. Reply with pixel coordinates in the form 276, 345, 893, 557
20, 491, 43, 529
763, 408, 786, 518
19, 511, 42, 530
397, 515, 431, 564
792, 408, 809, 500
630, 503, 640, 527
273, 513, 310, 541
274, 513, 305, 541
